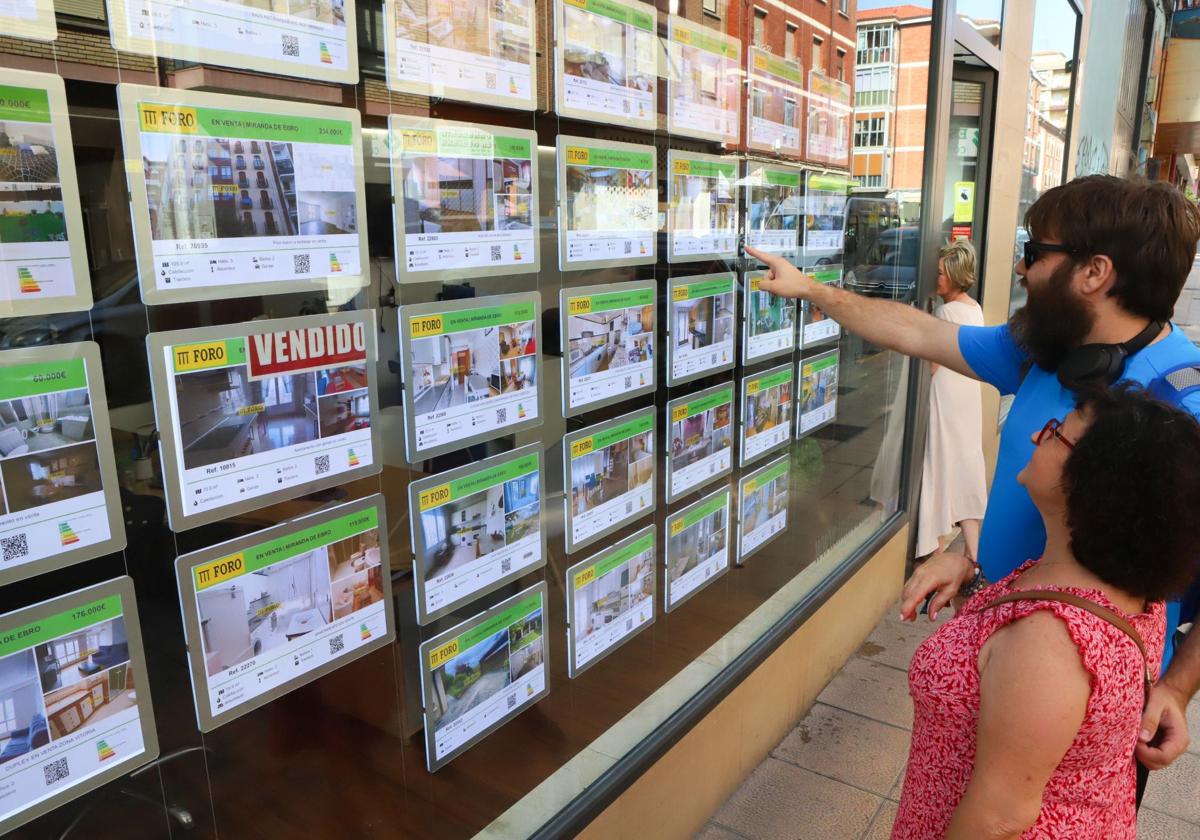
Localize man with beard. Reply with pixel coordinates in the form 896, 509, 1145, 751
746, 175, 1200, 778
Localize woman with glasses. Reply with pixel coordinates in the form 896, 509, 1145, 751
891, 385, 1200, 840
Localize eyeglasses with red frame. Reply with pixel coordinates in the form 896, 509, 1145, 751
1035, 418, 1076, 450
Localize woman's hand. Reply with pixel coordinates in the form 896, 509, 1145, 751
744, 246, 818, 299
898, 552, 975, 622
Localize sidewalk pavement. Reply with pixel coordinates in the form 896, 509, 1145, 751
696, 603, 1200, 840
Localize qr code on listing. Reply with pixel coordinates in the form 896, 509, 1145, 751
1, 534, 29, 563
625, 501, 633, 514
485, 72, 497, 90
314, 454, 330, 475
294, 253, 311, 275
623, 241, 632, 255
500, 558, 511, 574
496, 407, 507, 424
281, 34, 300, 57
490, 245, 502, 262
329, 633, 344, 655
44, 758, 69, 786
506, 694, 517, 710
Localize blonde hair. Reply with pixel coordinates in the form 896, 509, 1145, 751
938, 239, 976, 292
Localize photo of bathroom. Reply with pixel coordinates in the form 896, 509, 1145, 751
673, 293, 734, 350
671, 403, 732, 470
328, 528, 385, 622
0, 649, 49, 765
0, 441, 104, 514
570, 431, 653, 516
196, 548, 333, 676
172, 364, 318, 471
745, 382, 792, 436
567, 304, 654, 380
316, 389, 370, 438
34, 616, 128, 694
572, 546, 653, 646
668, 505, 728, 586
0, 387, 95, 460
410, 323, 513, 414
43, 662, 138, 741
746, 288, 795, 339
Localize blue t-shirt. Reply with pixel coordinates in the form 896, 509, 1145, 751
959, 323, 1200, 667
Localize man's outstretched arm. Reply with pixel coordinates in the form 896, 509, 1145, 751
747, 246, 977, 379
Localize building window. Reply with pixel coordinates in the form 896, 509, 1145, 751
860, 173, 884, 188
812, 37, 823, 71
836, 48, 846, 81
702, 0, 717, 14
839, 0, 848, 14
784, 98, 796, 127
753, 8, 767, 47
856, 23, 894, 66
854, 115, 886, 148
751, 88, 765, 119
854, 66, 893, 107
785, 23, 797, 61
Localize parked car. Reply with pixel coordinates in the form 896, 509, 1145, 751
844, 225, 920, 301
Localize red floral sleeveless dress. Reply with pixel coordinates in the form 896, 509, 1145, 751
891, 560, 1165, 840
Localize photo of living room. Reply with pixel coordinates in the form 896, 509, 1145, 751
500, 355, 536, 394
196, 548, 333, 675
567, 303, 654, 381
0, 440, 103, 514
572, 546, 653, 646
747, 288, 795, 339
498, 322, 535, 359
673, 293, 734, 350
419, 484, 506, 581
317, 365, 367, 395
0, 387, 95, 460
745, 382, 792, 436
671, 403, 732, 470
427, 626, 511, 733
297, 190, 357, 236
668, 505, 728, 586
35, 616, 128, 694
316, 389, 370, 438
570, 430, 653, 516
410, 326, 503, 415
43, 662, 137, 741
0, 649, 49, 765
173, 364, 318, 471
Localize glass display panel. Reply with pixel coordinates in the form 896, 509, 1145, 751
736, 454, 789, 563
560, 281, 656, 416
665, 381, 733, 503
739, 361, 793, 467
663, 484, 730, 612
797, 348, 840, 437
745, 160, 802, 259
665, 14, 741, 144
667, 272, 737, 386
746, 46, 803, 157
741, 269, 796, 365
666, 150, 739, 265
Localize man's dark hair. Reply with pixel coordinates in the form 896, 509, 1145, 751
1064, 384, 1200, 601
1025, 175, 1200, 322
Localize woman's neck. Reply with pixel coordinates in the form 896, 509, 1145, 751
1018, 518, 1146, 614
941, 287, 967, 304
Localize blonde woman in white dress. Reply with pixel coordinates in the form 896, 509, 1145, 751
916, 239, 987, 561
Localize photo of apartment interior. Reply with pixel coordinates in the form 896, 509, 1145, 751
568, 304, 653, 379
743, 474, 790, 534
565, 164, 656, 234
419, 484, 506, 582
801, 364, 839, 413
750, 64, 798, 128
669, 508, 727, 584
0, 388, 94, 460
745, 384, 792, 435
676, 38, 725, 108
317, 365, 367, 395
428, 626, 511, 732
0, 440, 103, 513
573, 549, 653, 644
749, 184, 801, 233
410, 328, 502, 414
674, 293, 734, 350
196, 548, 333, 676
495, 157, 533, 229
501, 470, 539, 543
241, 0, 344, 26
499, 355, 534, 395
671, 404, 732, 469
748, 289, 794, 337
508, 608, 543, 681
404, 154, 492, 235
297, 190, 357, 236
571, 431, 653, 516
498, 322, 535, 359
0, 650, 48, 765
317, 389, 370, 438
327, 529, 385, 621
672, 173, 737, 238
174, 365, 318, 471
35, 616, 128, 695
44, 662, 138, 741
561, 5, 629, 86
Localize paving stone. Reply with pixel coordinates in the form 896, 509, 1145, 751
856, 619, 931, 672
773, 703, 909, 796
1135, 807, 1200, 840
862, 800, 899, 840
694, 821, 751, 840
816, 657, 914, 730
1143, 751, 1200, 824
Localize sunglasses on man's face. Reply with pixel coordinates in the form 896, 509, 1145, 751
1023, 240, 1079, 268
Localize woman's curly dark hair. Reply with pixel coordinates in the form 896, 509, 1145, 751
1064, 383, 1200, 601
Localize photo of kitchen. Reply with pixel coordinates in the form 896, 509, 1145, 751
0, 388, 95, 459
327, 527, 385, 621
567, 304, 654, 380
746, 288, 795, 339
570, 431, 653, 516
572, 547, 653, 646
0, 649, 49, 765
34, 616, 128, 694
418, 484, 506, 581
668, 505, 728, 586
43, 662, 137, 741
172, 364, 318, 471
316, 389, 370, 438
196, 548, 334, 676
0, 441, 103, 514
745, 382, 792, 436
409, 323, 511, 414
673, 293, 734, 350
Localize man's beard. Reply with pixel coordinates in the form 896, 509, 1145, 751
1009, 259, 1095, 371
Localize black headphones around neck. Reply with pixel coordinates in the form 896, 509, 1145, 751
1056, 320, 1165, 390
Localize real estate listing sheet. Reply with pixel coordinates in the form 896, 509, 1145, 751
740, 361, 793, 467
666, 382, 733, 503
746, 47, 803, 158
737, 454, 789, 563
665, 15, 740, 145
560, 281, 656, 416
409, 444, 546, 624
666, 150, 739, 264
664, 484, 730, 612
668, 272, 736, 385
176, 496, 395, 731
0, 577, 158, 835
798, 349, 840, 436
554, 0, 656, 129
799, 262, 842, 349
741, 269, 796, 365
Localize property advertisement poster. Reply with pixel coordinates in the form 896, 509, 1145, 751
0, 70, 91, 318
565, 525, 654, 677
557, 136, 657, 270
0, 343, 125, 587
148, 311, 381, 531
118, 85, 368, 305
666, 150, 738, 264
390, 117, 539, 282
740, 362, 793, 467
746, 47, 803, 157
737, 454, 789, 563
804, 172, 852, 252
742, 269, 796, 365
176, 496, 394, 731
666, 382, 733, 503
665, 15, 740, 144
668, 272, 736, 386
408, 444, 546, 625
806, 73, 852, 168
798, 349, 839, 436
0, 0, 55, 41
0, 577, 158, 835
554, 0, 657, 130
664, 484, 729, 612
419, 582, 548, 772
800, 264, 842, 349
746, 161, 802, 258
560, 281, 655, 416
398, 293, 541, 461
384, 0, 536, 110
106, 0, 357, 84
563, 407, 655, 553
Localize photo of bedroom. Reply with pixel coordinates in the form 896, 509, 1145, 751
35, 616, 128, 695
570, 431, 653, 516
747, 288, 795, 338
671, 403, 732, 469
572, 548, 652, 645
0, 650, 49, 766
43, 662, 137, 741
0, 441, 103, 514
196, 548, 333, 676
567, 304, 654, 380
316, 390, 370, 438
668, 505, 727, 585
673, 293, 734, 350
172, 364, 318, 471
745, 383, 792, 436
418, 484, 505, 581
409, 326, 503, 414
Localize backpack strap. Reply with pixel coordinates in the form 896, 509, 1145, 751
982, 589, 1151, 707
